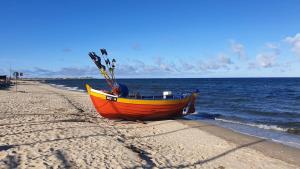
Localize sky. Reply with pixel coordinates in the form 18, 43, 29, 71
0, 0, 300, 78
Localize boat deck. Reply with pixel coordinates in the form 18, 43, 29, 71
125, 94, 186, 100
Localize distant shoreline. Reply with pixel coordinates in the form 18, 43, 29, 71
22, 76, 300, 81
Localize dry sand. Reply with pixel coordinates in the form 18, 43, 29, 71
0, 81, 299, 169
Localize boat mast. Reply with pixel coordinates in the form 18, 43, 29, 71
88, 49, 117, 89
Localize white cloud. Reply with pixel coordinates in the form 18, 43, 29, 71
196, 54, 233, 71
285, 33, 300, 59
230, 40, 246, 59
154, 57, 179, 72
252, 43, 280, 68
67, 54, 234, 78
180, 60, 195, 70
265, 43, 280, 55
21, 58, 182, 78
21, 66, 99, 78
218, 54, 233, 65
114, 58, 181, 77
265, 43, 277, 49
18, 36, 300, 78
256, 53, 276, 68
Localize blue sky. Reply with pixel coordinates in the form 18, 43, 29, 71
0, 0, 300, 78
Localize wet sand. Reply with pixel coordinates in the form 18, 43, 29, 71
0, 80, 299, 169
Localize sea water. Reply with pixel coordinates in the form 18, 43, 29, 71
45, 78, 300, 149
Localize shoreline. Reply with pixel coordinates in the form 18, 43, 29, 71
178, 119, 300, 167
1, 80, 299, 168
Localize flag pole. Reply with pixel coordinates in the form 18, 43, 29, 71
15, 73, 17, 92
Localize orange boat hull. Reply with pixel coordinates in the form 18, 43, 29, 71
86, 84, 197, 120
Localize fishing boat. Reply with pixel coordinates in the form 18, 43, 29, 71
86, 49, 198, 120
86, 84, 197, 120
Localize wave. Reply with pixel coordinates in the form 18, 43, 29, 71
64, 86, 85, 92
214, 118, 290, 132
227, 128, 300, 149
50, 84, 65, 88
187, 111, 199, 115
49, 84, 85, 92
245, 110, 300, 118
286, 128, 300, 135
196, 113, 222, 119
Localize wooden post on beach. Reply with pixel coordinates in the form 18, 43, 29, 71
13, 72, 19, 92
15, 73, 18, 92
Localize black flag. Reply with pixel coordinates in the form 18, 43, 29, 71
89, 52, 105, 70
100, 49, 108, 55
105, 59, 110, 65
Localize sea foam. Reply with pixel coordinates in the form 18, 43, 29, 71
214, 118, 289, 132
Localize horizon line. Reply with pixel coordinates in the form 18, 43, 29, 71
20, 76, 300, 80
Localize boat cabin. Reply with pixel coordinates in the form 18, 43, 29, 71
125, 91, 186, 100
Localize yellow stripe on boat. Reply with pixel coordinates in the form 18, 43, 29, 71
86, 84, 190, 105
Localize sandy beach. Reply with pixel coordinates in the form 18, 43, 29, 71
0, 81, 300, 169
